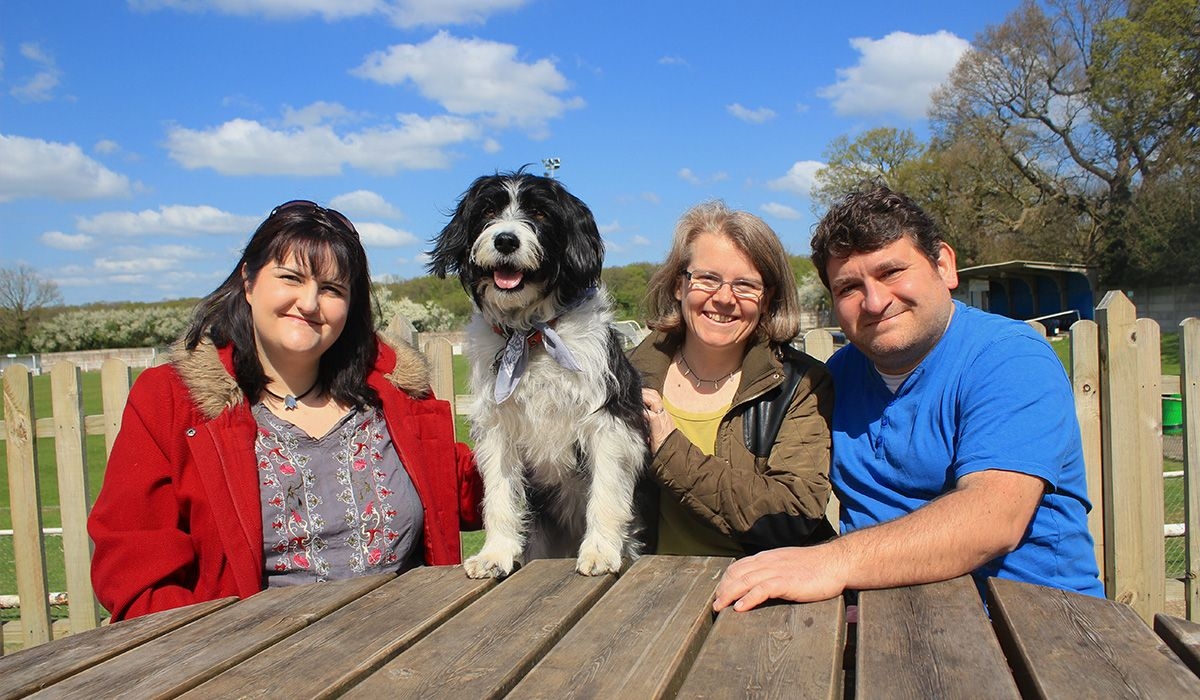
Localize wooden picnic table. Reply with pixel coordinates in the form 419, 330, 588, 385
2, 555, 1198, 699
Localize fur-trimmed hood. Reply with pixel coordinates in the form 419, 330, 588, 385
171, 335, 433, 421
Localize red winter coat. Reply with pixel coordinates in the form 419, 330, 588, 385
89, 338, 482, 621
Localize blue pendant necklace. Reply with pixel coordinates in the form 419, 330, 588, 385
263, 381, 319, 410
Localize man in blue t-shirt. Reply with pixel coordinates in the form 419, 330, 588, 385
714, 184, 1102, 613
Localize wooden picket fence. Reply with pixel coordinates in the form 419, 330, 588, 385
2, 291, 1197, 653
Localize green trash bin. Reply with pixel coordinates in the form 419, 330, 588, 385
1162, 394, 1183, 436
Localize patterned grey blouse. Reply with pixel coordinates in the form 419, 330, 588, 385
252, 403, 424, 587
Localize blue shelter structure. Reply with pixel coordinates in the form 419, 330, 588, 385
953, 261, 1096, 334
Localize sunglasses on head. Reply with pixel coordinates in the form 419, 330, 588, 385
270, 199, 359, 238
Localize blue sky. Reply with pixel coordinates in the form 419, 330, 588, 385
1, 1, 1016, 306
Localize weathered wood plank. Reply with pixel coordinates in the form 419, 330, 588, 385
0, 597, 233, 700
345, 559, 614, 699
856, 576, 1018, 699
1134, 317, 1166, 615
25, 574, 392, 698
422, 337, 456, 430
1070, 319, 1105, 581
181, 566, 494, 699
1154, 613, 1200, 678
989, 577, 1200, 698
676, 595, 843, 700
507, 555, 731, 699
3, 365, 52, 649
50, 362, 103, 633
1097, 291, 1158, 618
99, 357, 132, 457
1179, 317, 1200, 617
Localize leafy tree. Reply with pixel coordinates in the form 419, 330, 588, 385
602, 263, 658, 321
811, 127, 924, 211
0, 265, 63, 353
929, 0, 1200, 284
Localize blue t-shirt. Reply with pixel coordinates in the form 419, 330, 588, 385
827, 301, 1103, 598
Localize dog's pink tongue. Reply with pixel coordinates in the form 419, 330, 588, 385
494, 270, 524, 289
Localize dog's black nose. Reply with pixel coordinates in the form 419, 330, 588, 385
493, 231, 520, 254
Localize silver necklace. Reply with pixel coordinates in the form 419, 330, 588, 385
677, 352, 737, 390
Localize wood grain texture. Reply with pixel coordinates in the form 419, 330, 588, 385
1154, 613, 1200, 678
676, 596, 844, 700
989, 577, 1200, 698
856, 576, 1019, 699
180, 567, 493, 699
506, 555, 731, 699
0, 597, 234, 700
344, 559, 616, 699
24, 574, 392, 698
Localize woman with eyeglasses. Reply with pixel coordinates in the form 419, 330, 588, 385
89, 200, 482, 621
629, 201, 836, 556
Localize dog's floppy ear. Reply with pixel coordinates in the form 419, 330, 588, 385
558, 188, 605, 285
426, 215, 469, 279
427, 177, 487, 279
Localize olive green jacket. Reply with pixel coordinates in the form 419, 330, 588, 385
628, 331, 836, 553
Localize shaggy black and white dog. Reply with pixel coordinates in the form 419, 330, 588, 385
427, 171, 648, 578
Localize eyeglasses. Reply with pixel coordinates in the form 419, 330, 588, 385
270, 199, 359, 238
683, 270, 766, 301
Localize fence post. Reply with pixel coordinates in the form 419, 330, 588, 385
100, 357, 132, 458
800, 329, 839, 527
3, 365, 53, 648
1096, 291, 1164, 621
49, 362, 103, 632
421, 337, 456, 437
1070, 319, 1104, 582
1180, 317, 1199, 619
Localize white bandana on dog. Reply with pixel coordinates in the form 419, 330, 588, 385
493, 287, 595, 403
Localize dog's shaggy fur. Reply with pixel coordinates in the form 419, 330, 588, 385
428, 171, 648, 578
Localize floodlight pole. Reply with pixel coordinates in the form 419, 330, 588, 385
542, 157, 561, 179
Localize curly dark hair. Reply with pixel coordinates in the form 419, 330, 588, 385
809, 184, 944, 288
184, 201, 380, 409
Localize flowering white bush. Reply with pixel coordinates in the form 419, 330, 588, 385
32, 305, 192, 352
374, 287, 459, 333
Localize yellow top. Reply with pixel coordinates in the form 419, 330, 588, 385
655, 397, 742, 556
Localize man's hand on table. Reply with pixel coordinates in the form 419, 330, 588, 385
712, 543, 847, 612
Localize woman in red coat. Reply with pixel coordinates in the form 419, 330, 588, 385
89, 200, 482, 621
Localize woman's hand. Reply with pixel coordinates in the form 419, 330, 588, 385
641, 388, 675, 452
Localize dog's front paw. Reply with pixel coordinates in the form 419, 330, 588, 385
575, 540, 623, 576
464, 552, 517, 579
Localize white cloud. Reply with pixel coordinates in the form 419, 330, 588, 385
631, 235, 651, 246
282, 101, 355, 127
41, 231, 95, 250
678, 168, 728, 186
76, 204, 255, 236
129, 0, 528, 27
768, 160, 825, 197
94, 139, 120, 155
352, 31, 583, 132
0, 134, 133, 202
355, 221, 418, 247
727, 103, 777, 124
658, 55, 688, 67
761, 202, 803, 220
330, 190, 402, 220
164, 112, 480, 175
598, 220, 624, 235
819, 30, 969, 120
10, 42, 61, 102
